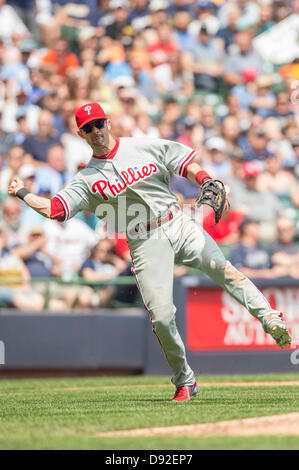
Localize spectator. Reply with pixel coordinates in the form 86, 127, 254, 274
104, 0, 131, 40
219, 0, 260, 31
6, 1, 37, 37
200, 104, 219, 140
250, 74, 276, 119
78, 26, 99, 55
40, 90, 65, 134
203, 136, 232, 180
75, 209, 105, 235
263, 117, 296, 168
128, 0, 151, 32
14, 108, 33, 146
80, 238, 127, 307
269, 216, 299, 278
230, 161, 283, 241
0, 46, 31, 92
284, 122, 299, 144
230, 218, 283, 279
19, 37, 39, 70
0, 227, 45, 310
0, 0, 29, 45
221, 115, 242, 155
157, 119, 176, 140
166, 0, 193, 16
117, 86, 143, 119
80, 238, 126, 281
147, 22, 178, 74
188, 1, 219, 37
149, 0, 170, 26
240, 126, 275, 162
176, 116, 197, 147
159, 97, 182, 138
12, 225, 59, 279
237, 0, 261, 31
267, 91, 295, 131
1, 84, 40, 134
91, 0, 114, 29
223, 29, 267, 87
132, 112, 160, 138
51, 0, 98, 26
170, 172, 200, 207
257, 153, 299, 211
225, 93, 252, 121
216, 5, 240, 52
34, 143, 72, 197
40, 38, 80, 76
203, 192, 244, 245
0, 107, 16, 157
229, 72, 257, 112
153, 49, 190, 97
128, 42, 159, 102
255, 2, 275, 36
68, 74, 92, 104
11, 216, 97, 311
224, 147, 245, 189
291, 135, 299, 183
0, 196, 27, 248
18, 163, 46, 233
0, 145, 25, 199
181, 23, 223, 92
23, 109, 61, 164
18, 163, 36, 194
172, 10, 194, 53
43, 217, 99, 280
27, 67, 48, 105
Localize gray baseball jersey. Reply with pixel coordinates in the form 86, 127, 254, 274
55, 137, 196, 234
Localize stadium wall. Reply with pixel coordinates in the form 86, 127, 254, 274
0, 279, 298, 376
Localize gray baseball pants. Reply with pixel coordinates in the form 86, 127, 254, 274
127, 209, 276, 387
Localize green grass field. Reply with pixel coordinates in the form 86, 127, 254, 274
0, 373, 299, 450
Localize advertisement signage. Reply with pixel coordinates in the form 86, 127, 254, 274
186, 287, 299, 351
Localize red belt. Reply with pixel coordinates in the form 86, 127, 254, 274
129, 209, 177, 237
145, 210, 173, 232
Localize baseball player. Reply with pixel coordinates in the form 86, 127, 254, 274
8, 102, 291, 402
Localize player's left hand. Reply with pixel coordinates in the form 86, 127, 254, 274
196, 179, 229, 225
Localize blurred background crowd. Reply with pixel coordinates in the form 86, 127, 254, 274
1, 0, 299, 311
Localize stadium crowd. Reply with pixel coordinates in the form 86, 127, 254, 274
1, 0, 299, 311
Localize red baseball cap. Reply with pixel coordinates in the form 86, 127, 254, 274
75, 102, 107, 129
242, 67, 258, 82
242, 161, 261, 178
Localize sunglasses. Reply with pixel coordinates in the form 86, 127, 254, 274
82, 119, 106, 134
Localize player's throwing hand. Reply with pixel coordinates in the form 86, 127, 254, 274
8, 177, 25, 197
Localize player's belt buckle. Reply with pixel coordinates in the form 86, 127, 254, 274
134, 223, 145, 234
128, 209, 176, 238
148, 211, 173, 231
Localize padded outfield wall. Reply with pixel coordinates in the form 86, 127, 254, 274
0, 278, 298, 376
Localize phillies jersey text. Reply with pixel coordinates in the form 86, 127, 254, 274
55, 137, 196, 233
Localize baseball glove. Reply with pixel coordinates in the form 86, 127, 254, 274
196, 179, 228, 225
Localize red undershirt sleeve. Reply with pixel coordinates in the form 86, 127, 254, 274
182, 160, 194, 178
50, 196, 66, 221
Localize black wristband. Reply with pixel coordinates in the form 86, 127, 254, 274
16, 188, 30, 200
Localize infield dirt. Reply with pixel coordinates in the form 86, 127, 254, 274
95, 412, 299, 438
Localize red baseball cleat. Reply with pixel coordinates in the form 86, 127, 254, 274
172, 382, 199, 402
